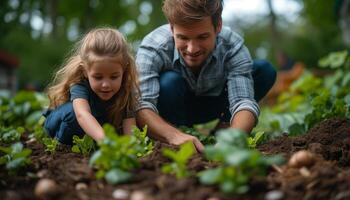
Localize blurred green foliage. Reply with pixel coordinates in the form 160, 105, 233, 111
0, 0, 348, 90
0, 0, 166, 89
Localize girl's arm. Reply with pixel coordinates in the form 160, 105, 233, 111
73, 98, 105, 141
122, 118, 136, 135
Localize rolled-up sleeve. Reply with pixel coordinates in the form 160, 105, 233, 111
225, 44, 260, 123
136, 45, 164, 113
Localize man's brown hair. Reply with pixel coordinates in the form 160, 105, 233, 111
162, 0, 223, 29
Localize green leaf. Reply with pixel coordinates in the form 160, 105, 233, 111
216, 129, 248, 148
345, 94, 350, 106
199, 167, 223, 185
71, 145, 81, 153
105, 168, 132, 184
225, 150, 251, 166
318, 50, 348, 69
177, 142, 195, 163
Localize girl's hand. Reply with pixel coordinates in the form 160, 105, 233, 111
73, 98, 105, 141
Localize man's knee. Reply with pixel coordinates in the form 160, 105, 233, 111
253, 60, 277, 101
159, 71, 187, 100
253, 59, 277, 85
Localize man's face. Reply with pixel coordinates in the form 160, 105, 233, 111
172, 16, 222, 73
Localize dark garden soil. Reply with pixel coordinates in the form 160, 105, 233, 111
1, 117, 350, 200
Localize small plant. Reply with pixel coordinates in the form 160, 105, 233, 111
161, 142, 195, 179
247, 131, 265, 148
0, 142, 32, 174
198, 129, 284, 194
132, 125, 154, 157
180, 126, 216, 145
71, 135, 95, 156
42, 137, 59, 154
30, 124, 47, 143
0, 91, 47, 128
90, 124, 153, 185
0, 126, 25, 144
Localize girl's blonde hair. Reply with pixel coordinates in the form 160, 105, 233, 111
46, 27, 139, 129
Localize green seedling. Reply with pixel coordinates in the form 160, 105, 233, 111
0, 142, 31, 174
161, 142, 195, 179
132, 125, 154, 157
90, 124, 152, 185
180, 126, 216, 145
247, 131, 265, 148
0, 91, 46, 128
42, 137, 59, 154
199, 129, 284, 194
0, 126, 25, 144
72, 135, 95, 156
30, 124, 47, 143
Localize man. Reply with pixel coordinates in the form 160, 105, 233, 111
135, 0, 276, 152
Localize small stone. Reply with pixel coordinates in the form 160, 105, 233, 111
112, 189, 129, 199
207, 197, 220, 200
34, 178, 59, 199
75, 182, 88, 190
130, 190, 153, 200
265, 190, 284, 200
36, 170, 49, 178
25, 138, 36, 144
299, 167, 311, 177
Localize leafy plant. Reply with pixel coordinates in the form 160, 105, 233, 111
179, 119, 219, 145
180, 126, 216, 145
132, 125, 153, 157
71, 135, 95, 156
255, 50, 350, 139
161, 142, 195, 179
90, 124, 153, 184
198, 129, 284, 194
0, 142, 32, 174
42, 137, 59, 154
0, 91, 47, 129
30, 124, 47, 143
247, 131, 265, 148
0, 126, 25, 144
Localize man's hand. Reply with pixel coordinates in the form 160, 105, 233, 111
137, 109, 205, 153
168, 132, 204, 153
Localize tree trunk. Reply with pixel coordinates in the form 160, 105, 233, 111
267, 0, 280, 59
47, 0, 59, 39
339, 0, 350, 46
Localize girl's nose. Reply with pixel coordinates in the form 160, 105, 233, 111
102, 81, 110, 88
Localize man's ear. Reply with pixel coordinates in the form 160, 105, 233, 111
216, 18, 222, 34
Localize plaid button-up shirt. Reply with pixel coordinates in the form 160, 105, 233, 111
135, 24, 260, 122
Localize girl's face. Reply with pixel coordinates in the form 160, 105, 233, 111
86, 59, 124, 101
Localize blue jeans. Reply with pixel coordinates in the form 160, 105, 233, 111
43, 102, 107, 145
157, 60, 276, 126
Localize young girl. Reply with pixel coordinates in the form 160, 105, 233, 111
43, 28, 139, 145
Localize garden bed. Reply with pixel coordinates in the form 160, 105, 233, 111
1, 117, 350, 200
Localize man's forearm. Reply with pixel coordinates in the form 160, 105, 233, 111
136, 108, 180, 142
230, 110, 256, 134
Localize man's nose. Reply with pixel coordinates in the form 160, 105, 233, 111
187, 40, 199, 54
